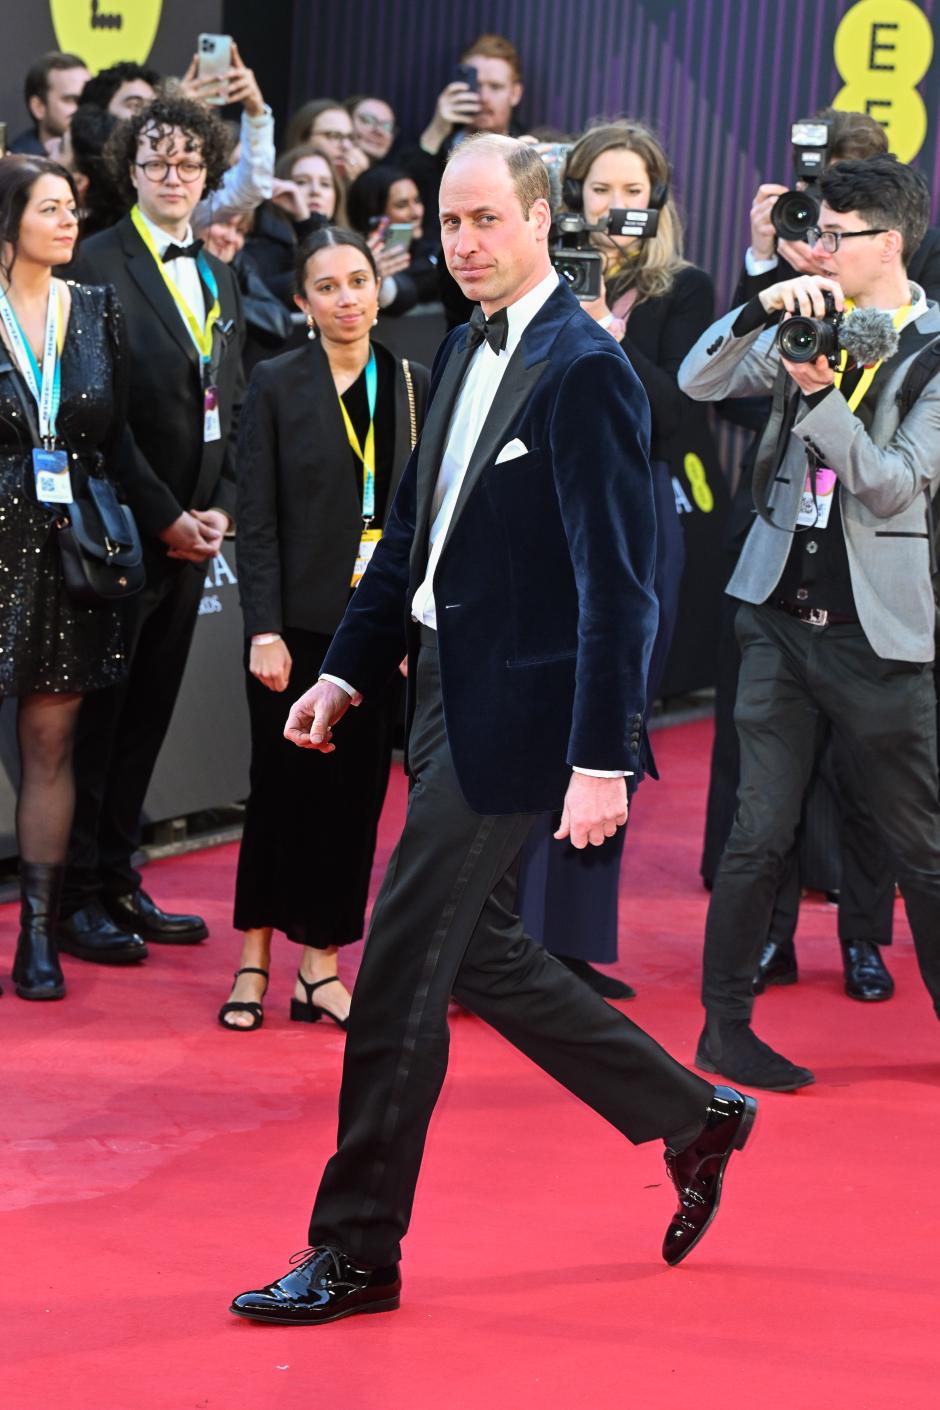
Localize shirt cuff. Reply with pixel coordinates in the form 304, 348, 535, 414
251, 633, 282, 645
744, 247, 779, 276
243, 104, 273, 129
320, 673, 362, 706
573, 767, 633, 778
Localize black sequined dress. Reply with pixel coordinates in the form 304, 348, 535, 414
0, 282, 127, 697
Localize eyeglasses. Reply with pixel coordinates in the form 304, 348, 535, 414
135, 159, 207, 183
806, 226, 889, 253
356, 112, 395, 135
313, 129, 355, 145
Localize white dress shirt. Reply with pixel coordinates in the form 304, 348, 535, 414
410, 267, 560, 629
135, 206, 206, 329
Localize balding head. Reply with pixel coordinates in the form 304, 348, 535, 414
446, 133, 549, 218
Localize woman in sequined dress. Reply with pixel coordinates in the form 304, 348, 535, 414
0, 155, 128, 1001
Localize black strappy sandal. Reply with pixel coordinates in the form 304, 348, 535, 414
218, 966, 269, 1031
290, 973, 349, 1031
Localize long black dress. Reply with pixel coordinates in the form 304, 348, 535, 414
0, 282, 127, 698
233, 340, 424, 948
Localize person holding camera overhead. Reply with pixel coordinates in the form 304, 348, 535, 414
680, 154, 940, 1091
0, 154, 129, 1000
346, 165, 441, 316
516, 120, 715, 999
220, 227, 429, 1032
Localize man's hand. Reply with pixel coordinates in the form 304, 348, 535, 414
160, 510, 220, 563
420, 82, 482, 154
190, 508, 230, 545
284, 679, 351, 752
554, 773, 629, 850
250, 638, 292, 692
749, 182, 788, 262
758, 273, 844, 318
776, 236, 820, 275
781, 350, 835, 395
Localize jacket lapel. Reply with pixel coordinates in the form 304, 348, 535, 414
410, 336, 471, 569
120, 217, 201, 367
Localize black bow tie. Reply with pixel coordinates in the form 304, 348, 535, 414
467, 304, 509, 355
162, 239, 203, 263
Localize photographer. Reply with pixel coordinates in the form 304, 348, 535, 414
705, 110, 940, 1004
680, 155, 940, 1092
517, 121, 716, 997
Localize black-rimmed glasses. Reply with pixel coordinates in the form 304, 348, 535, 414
806, 226, 889, 253
135, 159, 206, 183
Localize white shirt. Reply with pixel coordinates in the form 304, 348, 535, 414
135, 206, 206, 331
410, 267, 560, 629
193, 107, 275, 226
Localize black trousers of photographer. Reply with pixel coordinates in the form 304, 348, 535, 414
702, 603, 940, 1023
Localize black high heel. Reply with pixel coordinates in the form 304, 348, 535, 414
218, 966, 269, 1031
290, 973, 349, 1031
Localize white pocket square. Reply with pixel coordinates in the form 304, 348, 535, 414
495, 437, 530, 464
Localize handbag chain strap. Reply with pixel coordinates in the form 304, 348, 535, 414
402, 358, 418, 451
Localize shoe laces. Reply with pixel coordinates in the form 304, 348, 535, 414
288, 1246, 343, 1280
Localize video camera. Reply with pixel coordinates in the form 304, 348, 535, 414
550, 208, 661, 301
771, 119, 831, 242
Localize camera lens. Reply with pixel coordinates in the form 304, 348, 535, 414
778, 317, 820, 361
771, 189, 820, 242
556, 260, 585, 293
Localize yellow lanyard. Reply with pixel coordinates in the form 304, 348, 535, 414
130, 205, 220, 362
833, 300, 912, 412
337, 349, 377, 522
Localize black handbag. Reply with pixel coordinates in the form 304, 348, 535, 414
0, 351, 144, 608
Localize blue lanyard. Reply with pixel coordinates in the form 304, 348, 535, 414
0, 286, 61, 443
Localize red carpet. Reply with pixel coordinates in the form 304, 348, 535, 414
3, 718, 939, 1410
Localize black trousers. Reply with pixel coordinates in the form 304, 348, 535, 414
703, 604, 940, 1022
64, 563, 205, 910
308, 630, 712, 1267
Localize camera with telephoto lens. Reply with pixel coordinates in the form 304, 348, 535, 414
776, 290, 843, 366
549, 208, 660, 301
771, 119, 831, 241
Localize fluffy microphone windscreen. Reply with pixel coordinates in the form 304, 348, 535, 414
840, 307, 900, 366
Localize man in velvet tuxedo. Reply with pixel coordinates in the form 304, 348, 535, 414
231, 136, 756, 1327
59, 97, 244, 961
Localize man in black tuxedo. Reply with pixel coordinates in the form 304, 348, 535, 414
231, 135, 757, 1328
60, 97, 244, 962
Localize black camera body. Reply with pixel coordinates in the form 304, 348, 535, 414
771, 119, 831, 242
776, 290, 843, 366
549, 208, 660, 301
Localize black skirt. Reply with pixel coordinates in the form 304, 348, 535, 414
233, 626, 400, 947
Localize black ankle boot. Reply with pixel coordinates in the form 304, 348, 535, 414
12, 862, 66, 1000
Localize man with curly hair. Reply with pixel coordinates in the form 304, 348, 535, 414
59, 97, 246, 963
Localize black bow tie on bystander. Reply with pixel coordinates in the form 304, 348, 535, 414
161, 239, 204, 263
467, 304, 509, 354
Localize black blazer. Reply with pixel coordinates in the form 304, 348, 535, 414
235, 338, 429, 637
321, 281, 659, 814
618, 264, 715, 459
72, 214, 244, 558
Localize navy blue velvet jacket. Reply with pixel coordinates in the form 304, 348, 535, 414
320, 279, 659, 815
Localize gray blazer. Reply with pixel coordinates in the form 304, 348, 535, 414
678, 284, 940, 661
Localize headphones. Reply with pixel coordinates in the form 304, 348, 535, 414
563, 167, 671, 215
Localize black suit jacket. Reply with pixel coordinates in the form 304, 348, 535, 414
236, 339, 429, 637
321, 281, 659, 814
72, 214, 244, 563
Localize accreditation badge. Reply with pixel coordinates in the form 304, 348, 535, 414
203, 384, 221, 443
796, 466, 836, 529
351, 527, 382, 587
32, 447, 73, 504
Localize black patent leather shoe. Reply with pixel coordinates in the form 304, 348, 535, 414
695, 1016, 815, 1092
752, 939, 798, 995
104, 889, 208, 944
57, 901, 148, 965
840, 939, 894, 1002
662, 1085, 757, 1266
230, 1247, 401, 1326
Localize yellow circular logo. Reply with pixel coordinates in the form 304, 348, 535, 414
833, 0, 934, 162
50, 0, 164, 71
